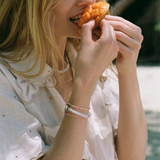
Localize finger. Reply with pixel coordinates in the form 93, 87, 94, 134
110, 25, 119, 57
115, 31, 141, 51
98, 19, 112, 41
106, 20, 144, 43
117, 41, 138, 59
105, 15, 142, 34
105, 20, 136, 39
110, 25, 117, 42
81, 20, 95, 43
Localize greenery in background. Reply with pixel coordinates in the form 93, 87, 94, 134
120, 0, 160, 64
145, 111, 160, 160
155, 22, 160, 31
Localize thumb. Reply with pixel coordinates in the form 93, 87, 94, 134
81, 20, 95, 43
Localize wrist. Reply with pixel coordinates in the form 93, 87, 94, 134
118, 68, 138, 86
118, 66, 137, 78
69, 78, 95, 108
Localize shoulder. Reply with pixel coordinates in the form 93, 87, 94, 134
0, 65, 19, 100
0, 66, 49, 160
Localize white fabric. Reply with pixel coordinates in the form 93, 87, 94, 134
0, 41, 119, 160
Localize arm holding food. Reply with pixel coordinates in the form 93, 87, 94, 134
82, 2, 147, 158
43, 3, 147, 159
106, 15, 148, 160
42, 19, 118, 160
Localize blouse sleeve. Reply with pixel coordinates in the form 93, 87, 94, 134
81, 74, 119, 160
0, 70, 50, 160
100, 75, 119, 136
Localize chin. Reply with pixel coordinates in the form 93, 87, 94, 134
68, 33, 81, 39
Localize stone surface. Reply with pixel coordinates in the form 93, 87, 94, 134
109, 66, 160, 111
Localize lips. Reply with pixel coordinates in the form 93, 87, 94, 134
69, 10, 84, 24
70, 15, 82, 24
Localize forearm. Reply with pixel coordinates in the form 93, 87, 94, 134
42, 116, 88, 160
42, 79, 93, 160
116, 69, 148, 160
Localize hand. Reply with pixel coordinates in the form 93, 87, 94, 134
75, 19, 119, 88
104, 15, 144, 75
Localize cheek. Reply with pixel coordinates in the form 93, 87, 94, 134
49, 11, 66, 33
54, 16, 70, 36
52, 11, 69, 30
55, 15, 67, 28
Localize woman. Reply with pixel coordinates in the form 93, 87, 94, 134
0, 0, 147, 159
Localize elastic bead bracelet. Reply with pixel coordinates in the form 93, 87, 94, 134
65, 110, 88, 119
68, 106, 91, 119
67, 102, 90, 111
65, 104, 91, 119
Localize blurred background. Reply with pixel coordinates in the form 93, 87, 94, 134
108, 0, 160, 159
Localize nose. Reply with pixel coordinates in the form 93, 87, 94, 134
76, 0, 95, 8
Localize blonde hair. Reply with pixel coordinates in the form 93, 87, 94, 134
0, 0, 116, 80
0, 0, 63, 79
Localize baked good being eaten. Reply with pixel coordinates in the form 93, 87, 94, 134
77, 2, 110, 35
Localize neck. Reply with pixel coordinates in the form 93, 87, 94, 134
48, 36, 67, 68
56, 36, 68, 70
56, 36, 67, 56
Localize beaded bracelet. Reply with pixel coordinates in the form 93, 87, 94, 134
67, 102, 90, 111
65, 110, 85, 119
65, 104, 91, 119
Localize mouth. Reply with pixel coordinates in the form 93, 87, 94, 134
70, 15, 82, 24
69, 11, 84, 24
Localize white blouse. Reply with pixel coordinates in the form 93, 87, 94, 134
0, 42, 119, 160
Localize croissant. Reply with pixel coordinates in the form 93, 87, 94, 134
77, 2, 110, 35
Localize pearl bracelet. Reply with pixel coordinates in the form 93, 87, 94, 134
65, 104, 91, 119
67, 102, 90, 111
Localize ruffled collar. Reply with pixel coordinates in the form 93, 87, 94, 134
3, 41, 78, 103
5, 41, 77, 81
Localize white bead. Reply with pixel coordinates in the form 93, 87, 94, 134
66, 105, 90, 119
